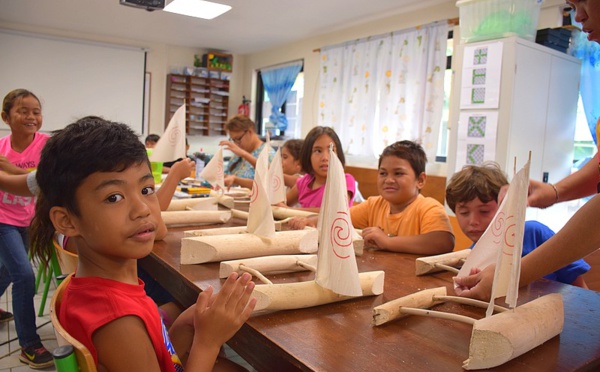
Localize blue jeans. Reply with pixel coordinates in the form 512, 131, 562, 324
0, 223, 41, 348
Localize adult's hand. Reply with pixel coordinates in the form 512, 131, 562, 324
498, 179, 557, 209
218, 140, 247, 158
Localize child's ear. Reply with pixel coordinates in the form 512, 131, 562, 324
49, 206, 80, 237
416, 172, 426, 190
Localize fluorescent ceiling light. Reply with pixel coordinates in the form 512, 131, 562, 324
164, 0, 231, 20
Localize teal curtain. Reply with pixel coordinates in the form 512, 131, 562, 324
261, 61, 303, 131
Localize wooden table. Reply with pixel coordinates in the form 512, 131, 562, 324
139, 220, 600, 371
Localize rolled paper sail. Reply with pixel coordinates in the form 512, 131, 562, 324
149, 104, 187, 162
247, 143, 276, 238
267, 147, 286, 205
181, 229, 318, 264
161, 210, 231, 227
457, 159, 530, 316
200, 146, 225, 191
315, 143, 362, 297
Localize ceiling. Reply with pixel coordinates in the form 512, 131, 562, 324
0, 0, 446, 55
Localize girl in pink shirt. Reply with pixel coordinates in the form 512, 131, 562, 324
286, 126, 355, 211
0, 89, 52, 368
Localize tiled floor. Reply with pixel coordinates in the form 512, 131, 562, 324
0, 265, 58, 372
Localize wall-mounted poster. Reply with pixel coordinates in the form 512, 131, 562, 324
460, 42, 503, 110
455, 111, 499, 171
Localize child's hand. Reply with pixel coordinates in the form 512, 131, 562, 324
223, 175, 236, 189
287, 217, 308, 230
171, 158, 195, 181
361, 227, 388, 249
193, 272, 256, 349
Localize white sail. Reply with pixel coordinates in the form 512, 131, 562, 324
149, 104, 187, 162
200, 146, 225, 191
247, 144, 276, 238
267, 147, 286, 205
457, 159, 530, 317
315, 143, 362, 296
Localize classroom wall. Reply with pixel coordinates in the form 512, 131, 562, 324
0, 20, 242, 140
0, 0, 566, 148
237, 0, 567, 171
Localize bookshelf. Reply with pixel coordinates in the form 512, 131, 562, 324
165, 73, 230, 136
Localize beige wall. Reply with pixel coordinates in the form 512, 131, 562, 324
240, 0, 566, 139
0, 0, 566, 143
0, 20, 232, 137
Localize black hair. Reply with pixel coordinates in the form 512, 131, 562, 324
378, 140, 427, 176
282, 139, 304, 161
300, 126, 345, 175
30, 116, 149, 267
145, 133, 160, 144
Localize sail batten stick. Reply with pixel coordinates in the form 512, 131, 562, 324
239, 264, 273, 285
433, 263, 460, 274
433, 295, 509, 313
399, 307, 476, 325
296, 260, 317, 272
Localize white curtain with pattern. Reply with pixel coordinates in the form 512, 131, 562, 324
318, 21, 448, 160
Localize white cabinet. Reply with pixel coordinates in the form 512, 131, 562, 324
447, 37, 581, 186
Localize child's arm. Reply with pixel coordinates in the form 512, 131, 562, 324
0, 172, 33, 196
0, 155, 29, 175
288, 215, 318, 230
286, 184, 299, 207
361, 228, 454, 255
156, 158, 194, 211
169, 272, 256, 370
224, 174, 253, 189
284, 173, 300, 188
92, 316, 163, 372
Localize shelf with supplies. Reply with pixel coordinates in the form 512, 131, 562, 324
165, 73, 230, 136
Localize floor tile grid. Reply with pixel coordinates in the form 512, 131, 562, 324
0, 262, 58, 371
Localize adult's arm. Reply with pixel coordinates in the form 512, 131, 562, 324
500, 155, 599, 207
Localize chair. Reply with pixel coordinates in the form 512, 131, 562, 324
50, 273, 97, 372
37, 236, 79, 317
52, 235, 78, 275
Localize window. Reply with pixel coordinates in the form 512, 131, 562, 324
255, 71, 304, 139
572, 95, 595, 170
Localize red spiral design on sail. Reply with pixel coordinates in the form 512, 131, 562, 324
249, 180, 258, 203
216, 162, 224, 179
491, 212, 505, 244
168, 127, 181, 145
272, 175, 282, 192
502, 215, 516, 256
330, 211, 352, 259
